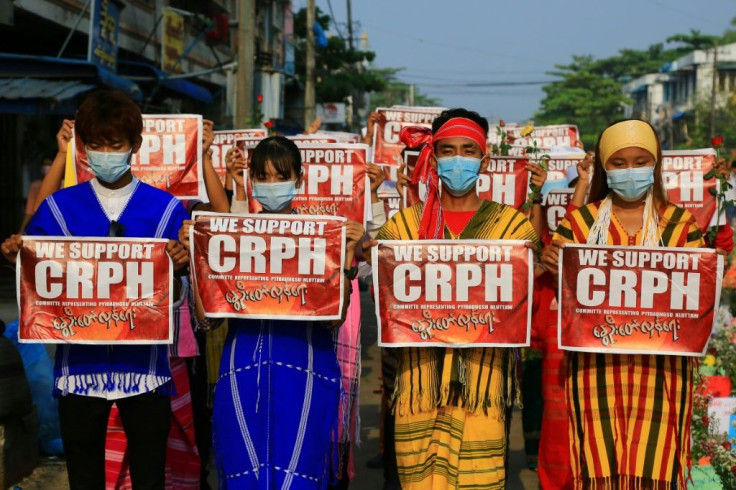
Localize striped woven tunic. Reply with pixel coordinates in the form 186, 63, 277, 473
552, 201, 704, 489
376, 200, 539, 490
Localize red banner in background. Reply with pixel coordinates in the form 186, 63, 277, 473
247, 143, 369, 226
558, 244, 722, 356
373, 240, 533, 347
371, 106, 446, 166
487, 124, 580, 150
376, 164, 401, 221
211, 130, 265, 186
543, 188, 574, 237
74, 114, 203, 199
661, 149, 718, 234
18, 237, 172, 344
476, 157, 530, 211
189, 213, 346, 320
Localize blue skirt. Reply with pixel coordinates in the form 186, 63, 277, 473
213, 319, 341, 489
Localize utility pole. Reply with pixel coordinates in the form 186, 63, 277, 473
304, 0, 316, 129
710, 42, 719, 138
408, 84, 415, 106
346, 0, 354, 50
236, 0, 256, 128
346, 0, 360, 131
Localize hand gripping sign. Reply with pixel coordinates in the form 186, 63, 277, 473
211, 130, 266, 186
73, 114, 203, 199
18, 237, 173, 344
247, 143, 369, 227
189, 212, 347, 320
373, 240, 533, 347
372, 107, 446, 166
661, 149, 718, 234
558, 244, 722, 356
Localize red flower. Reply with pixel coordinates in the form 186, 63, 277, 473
732, 464, 736, 477
499, 119, 506, 127
264, 120, 274, 129
724, 441, 732, 450
257, 94, 264, 103
702, 416, 710, 427
712, 135, 724, 148
507, 134, 516, 144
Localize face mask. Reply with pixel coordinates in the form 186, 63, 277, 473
606, 166, 655, 201
86, 149, 132, 183
252, 180, 298, 211
436, 156, 481, 197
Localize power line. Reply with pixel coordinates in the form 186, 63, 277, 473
325, 0, 345, 40
407, 80, 551, 88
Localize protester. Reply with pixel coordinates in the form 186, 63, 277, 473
541, 119, 707, 489
183, 135, 365, 489
19, 157, 52, 233
366, 108, 540, 489
1, 90, 190, 489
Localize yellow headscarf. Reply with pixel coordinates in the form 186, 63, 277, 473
599, 120, 658, 165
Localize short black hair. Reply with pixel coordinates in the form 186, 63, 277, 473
249, 136, 302, 181
75, 90, 143, 148
431, 108, 489, 137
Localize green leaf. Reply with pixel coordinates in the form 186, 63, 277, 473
709, 187, 718, 196
704, 169, 717, 179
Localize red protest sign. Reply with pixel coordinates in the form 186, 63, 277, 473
189, 213, 346, 320
558, 244, 722, 356
247, 143, 369, 226
74, 114, 203, 199
18, 237, 172, 344
476, 157, 530, 211
315, 131, 361, 143
373, 240, 533, 347
289, 135, 339, 144
376, 163, 402, 221
372, 107, 445, 166
211, 130, 266, 186
545, 155, 583, 186
542, 188, 574, 237
662, 149, 718, 233
488, 124, 580, 149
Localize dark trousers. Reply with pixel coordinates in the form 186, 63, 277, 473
59, 392, 171, 490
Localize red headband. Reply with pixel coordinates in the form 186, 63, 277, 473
399, 117, 487, 239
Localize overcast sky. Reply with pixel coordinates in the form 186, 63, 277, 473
297, 0, 735, 124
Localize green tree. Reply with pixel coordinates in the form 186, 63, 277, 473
293, 8, 386, 103
666, 29, 719, 51
368, 68, 440, 110
534, 55, 629, 149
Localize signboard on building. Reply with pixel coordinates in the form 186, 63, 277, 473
88, 0, 124, 72
162, 7, 185, 74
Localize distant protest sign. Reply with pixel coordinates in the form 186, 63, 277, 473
487, 124, 580, 149
18, 237, 172, 344
543, 188, 574, 237
477, 157, 530, 211
74, 114, 203, 199
373, 240, 533, 347
211, 130, 266, 185
662, 149, 718, 233
558, 244, 722, 356
247, 143, 369, 226
372, 107, 445, 166
189, 213, 346, 320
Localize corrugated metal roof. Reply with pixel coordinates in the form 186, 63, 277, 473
0, 78, 95, 100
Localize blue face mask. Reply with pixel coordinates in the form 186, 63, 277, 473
87, 149, 132, 183
252, 180, 298, 211
606, 166, 655, 201
436, 156, 482, 196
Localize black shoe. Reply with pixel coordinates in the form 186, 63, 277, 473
366, 453, 384, 469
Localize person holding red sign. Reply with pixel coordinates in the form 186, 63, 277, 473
541, 119, 705, 489
1, 90, 190, 489
184, 136, 365, 490
367, 109, 540, 489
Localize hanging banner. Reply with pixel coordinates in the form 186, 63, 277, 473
73, 114, 203, 199
371, 106, 446, 166
247, 143, 369, 226
211, 130, 266, 186
189, 212, 346, 320
558, 244, 722, 356
661, 149, 718, 234
162, 7, 185, 73
373, 240, 533, 347
543, 188, 574, 237
88, 0, 123, 72
17, 237, 172, 344
477, 157, 530, 211
487, 124, 580, 149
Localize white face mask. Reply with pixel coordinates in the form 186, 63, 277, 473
86, 149, 132, 183
252, 180, 298, 211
